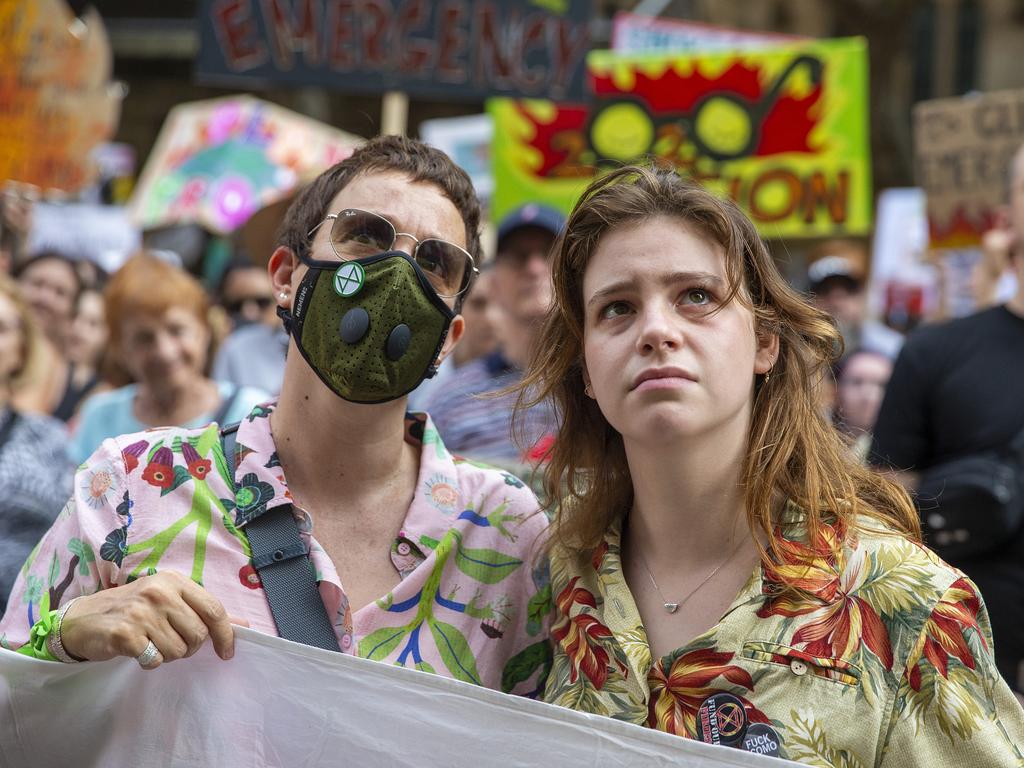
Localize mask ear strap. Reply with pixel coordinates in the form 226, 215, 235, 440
276, 304, 295, 336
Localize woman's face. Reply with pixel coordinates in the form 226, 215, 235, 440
17, 258, 77, 344
0, 294, 23, 385
581, 216, 775, 448
119, 306, 210, 392
68, 290, 108, 368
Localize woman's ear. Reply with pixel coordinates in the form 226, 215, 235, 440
754, 328, 780, 375
581, 361, 595, 399
268, 246, 301, 309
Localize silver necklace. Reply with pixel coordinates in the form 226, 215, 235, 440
634, 537, 748, 614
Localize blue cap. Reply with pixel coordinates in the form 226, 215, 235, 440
496, 204, 566, 248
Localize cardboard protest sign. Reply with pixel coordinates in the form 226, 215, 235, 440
196, 0, 591, 103
913, 89, 1024, 249
489, 37, 872, 238
0, 0, 123, 193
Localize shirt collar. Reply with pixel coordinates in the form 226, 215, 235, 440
231, 403, 464, 558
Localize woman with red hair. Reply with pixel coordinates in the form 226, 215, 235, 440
69, 253, 268, 464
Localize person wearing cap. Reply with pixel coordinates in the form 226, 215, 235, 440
0, 137, 551, 700
807, 247, 903, 361
211, 250, 289, 396
420, 203, 564, 465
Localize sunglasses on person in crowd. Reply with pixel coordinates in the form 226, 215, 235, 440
308, 208, 477, 298
225, 296, 275, 316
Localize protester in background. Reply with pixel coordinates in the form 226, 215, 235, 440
12, 251, 82, 416
0, 189, 34, 275
871, 142, 1024, 696
807, 244, 903, 360
211, 252, 288, 395
55, 279, 110, 422
832, 348, 893, 462
68, 253, 269, 465
524, 166, 1023, 764
217, 256, 277, 329
407, 265, 499, 411
1, 138, 550, 699
422, 204, 563, 463
0, 276, 73, 612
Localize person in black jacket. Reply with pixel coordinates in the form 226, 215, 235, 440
870, 142, 1024, 693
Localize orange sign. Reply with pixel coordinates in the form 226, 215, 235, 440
0, 0, 123, 192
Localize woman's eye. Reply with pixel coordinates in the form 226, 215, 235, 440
600, 301, 631, 319
683, 288, 711, 305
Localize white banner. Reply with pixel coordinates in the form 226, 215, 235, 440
0, 628, 797, 768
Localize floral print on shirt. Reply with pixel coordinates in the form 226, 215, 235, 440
0, 404, 553, 698
544, 513, 1024, 767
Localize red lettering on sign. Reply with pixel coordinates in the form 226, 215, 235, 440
551, 18, 588, 100
436, 0, 468, 83
397, 0, 434, 74
326, 0, 356, 71
362, 0, 391, 69
261, 0, 321, 69
211, 0, 267, 71
474, 2, 513, 90
515, 12, 546, 91
804, 170, 849, 224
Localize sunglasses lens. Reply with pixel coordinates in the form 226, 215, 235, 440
329, 210, 394, 260
416, 240, 472, 297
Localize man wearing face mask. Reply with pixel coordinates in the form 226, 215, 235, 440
0, 137, 552, 699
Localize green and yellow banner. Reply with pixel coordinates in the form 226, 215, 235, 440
489, 37, 871, 238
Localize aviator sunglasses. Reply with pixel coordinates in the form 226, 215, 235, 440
307, 208, 478, 298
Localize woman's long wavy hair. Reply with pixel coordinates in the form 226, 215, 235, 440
517, 165, 919, 584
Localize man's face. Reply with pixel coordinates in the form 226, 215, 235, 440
812, 282, 864, 328
491, 226, 554, 323
222, 266, 275, 327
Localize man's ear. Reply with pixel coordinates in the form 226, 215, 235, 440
268, 246, 301, 309
435, 314, 465, 367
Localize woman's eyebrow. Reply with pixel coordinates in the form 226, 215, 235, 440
586, 271, 725, 309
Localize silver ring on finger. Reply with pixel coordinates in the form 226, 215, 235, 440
136, 640, 160, 668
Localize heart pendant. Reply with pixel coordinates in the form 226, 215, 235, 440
664, 603, 680, 613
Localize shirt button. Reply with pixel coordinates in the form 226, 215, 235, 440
790, 659, 808, 676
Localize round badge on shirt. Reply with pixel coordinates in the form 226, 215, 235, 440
696, 693, 748, 746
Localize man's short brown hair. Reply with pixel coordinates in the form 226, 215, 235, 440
276, 135, 481, 302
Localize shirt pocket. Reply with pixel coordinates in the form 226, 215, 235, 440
741, 641, 861, 688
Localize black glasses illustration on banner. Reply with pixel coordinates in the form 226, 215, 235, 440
587, 54, 824, 166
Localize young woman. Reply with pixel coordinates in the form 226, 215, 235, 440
521, 166, 1023, 764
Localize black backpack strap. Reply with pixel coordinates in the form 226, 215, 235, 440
220, 422, 340, 652
211, 385, 241, 428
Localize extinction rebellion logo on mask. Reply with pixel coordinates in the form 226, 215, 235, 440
334, 262, 365, 297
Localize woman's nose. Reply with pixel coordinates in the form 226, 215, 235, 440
635, 302, 684, 353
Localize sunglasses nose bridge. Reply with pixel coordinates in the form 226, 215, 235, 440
391, 231, 421, 257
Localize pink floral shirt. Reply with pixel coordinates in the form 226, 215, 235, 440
0, 403, 553, 696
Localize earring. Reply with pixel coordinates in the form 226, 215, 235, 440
279, 292, 288, 299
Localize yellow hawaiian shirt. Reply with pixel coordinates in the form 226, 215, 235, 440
544, 514, 1024, 766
